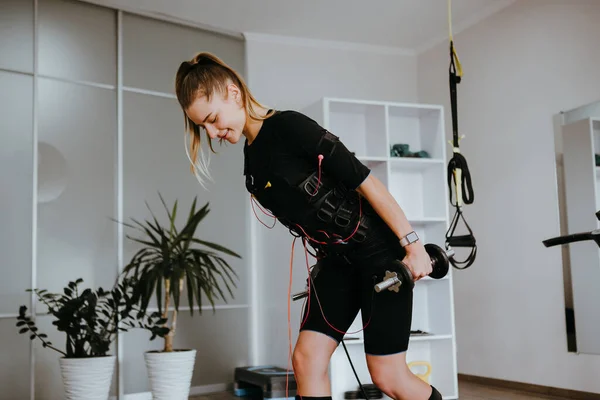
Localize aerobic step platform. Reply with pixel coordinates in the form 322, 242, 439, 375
234, 366, 297, 399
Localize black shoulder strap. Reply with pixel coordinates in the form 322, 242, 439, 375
316, 129, 339, 158
243, 140, 249, 176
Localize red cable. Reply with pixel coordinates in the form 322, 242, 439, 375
287, 237, 297, 400
308, 154, 324, 196
251, 194, 277, 229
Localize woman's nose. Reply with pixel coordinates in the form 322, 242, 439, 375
205, 124, 219, 139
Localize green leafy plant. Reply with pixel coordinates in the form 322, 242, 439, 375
120, 194, 240, 352
16, 277, 169, 358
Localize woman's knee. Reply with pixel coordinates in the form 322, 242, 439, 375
368, 354, 431, 400
369, 364, 399, 396
292, 331, 337, 378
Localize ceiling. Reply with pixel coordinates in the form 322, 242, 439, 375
82, 0, 516, 52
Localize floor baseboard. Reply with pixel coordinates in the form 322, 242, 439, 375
114, 383, 231, 399
458, 374, 600, 399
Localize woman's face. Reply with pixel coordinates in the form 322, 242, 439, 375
186, 84, 246, 145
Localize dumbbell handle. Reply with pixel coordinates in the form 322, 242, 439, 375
374, 275, 401, 292
292, 291, 308, 301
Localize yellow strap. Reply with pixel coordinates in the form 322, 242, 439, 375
448, 0, 463, 78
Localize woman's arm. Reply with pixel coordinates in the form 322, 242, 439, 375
357, 174, 432, 280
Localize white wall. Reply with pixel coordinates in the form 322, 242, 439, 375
418, 0, 600, 393
245, 34, 418, 111
244, 34, 418, 367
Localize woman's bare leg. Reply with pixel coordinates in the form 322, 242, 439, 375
366, 351, 440, 400
292, 330, 339, 396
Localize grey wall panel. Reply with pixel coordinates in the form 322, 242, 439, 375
0, 71, 33, 314
0, 318, 31, 400
38, 0, 116, 85
122, 13, 245, 94
37, 78, 117, 294
0, 0, 34, 73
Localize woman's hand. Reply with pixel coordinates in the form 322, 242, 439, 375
402, 242, 432, 281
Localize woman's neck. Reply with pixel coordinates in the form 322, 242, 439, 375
244, 105, 270, 145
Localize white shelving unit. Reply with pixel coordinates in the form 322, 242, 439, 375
303, 97, 459, 399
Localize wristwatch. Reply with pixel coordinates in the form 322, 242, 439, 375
399, 231, 419, 247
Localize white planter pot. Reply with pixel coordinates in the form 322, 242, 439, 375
59, 355, 116, 400
144, 349, 197, 400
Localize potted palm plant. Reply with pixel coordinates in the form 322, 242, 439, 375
120, 194, 240, 399
16, 277, 167, 400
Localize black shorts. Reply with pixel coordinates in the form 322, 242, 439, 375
299, 223, 413, 355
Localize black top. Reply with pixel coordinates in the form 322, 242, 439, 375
243, 110, 371, 241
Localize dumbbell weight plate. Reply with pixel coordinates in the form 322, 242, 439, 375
425, 243, 450, 279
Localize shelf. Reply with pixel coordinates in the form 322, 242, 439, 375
408, 217, 447, 225
327, 100, 387, 158
301, 97, 457, 400
388, 104, 444, 160
388, 161, 447, 221
413, 280, 454, 339
342, 334, 453, 344
389, 157, 445, 171
357, 156, 388, 162
419, 275, 451, 282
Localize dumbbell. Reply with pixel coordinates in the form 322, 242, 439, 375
374, 244, 454, 293
291, 260, 324, 302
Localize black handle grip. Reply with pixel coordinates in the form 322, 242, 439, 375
543, 232, 595, 247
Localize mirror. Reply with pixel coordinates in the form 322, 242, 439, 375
553, 100, 600, 354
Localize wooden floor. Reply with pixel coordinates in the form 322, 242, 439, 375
457, 380, 570, 399
191, 379, 573, 399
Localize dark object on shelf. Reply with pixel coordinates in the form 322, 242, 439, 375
362, 384, 383, 399
233, 366, 296, 398
390, 143, 430, 158
344, 383, 384, 399
390, 143, 410, 157
596, 153, 600, 167
364, 384, 384, 399
344, 390, 362, 399
410, 329, 432, 336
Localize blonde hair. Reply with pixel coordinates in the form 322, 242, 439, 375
175, 52, 273, 187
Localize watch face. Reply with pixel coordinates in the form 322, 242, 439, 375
401, 231, 419, 246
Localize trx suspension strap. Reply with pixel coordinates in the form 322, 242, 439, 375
446, 0, 477, 270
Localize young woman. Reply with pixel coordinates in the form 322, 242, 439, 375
174, 52, 443, 400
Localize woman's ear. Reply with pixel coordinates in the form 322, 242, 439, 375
227, 83, 241, 103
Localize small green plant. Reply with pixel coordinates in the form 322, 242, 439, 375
120, 194, 240, 352
16, 277, 169, 358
